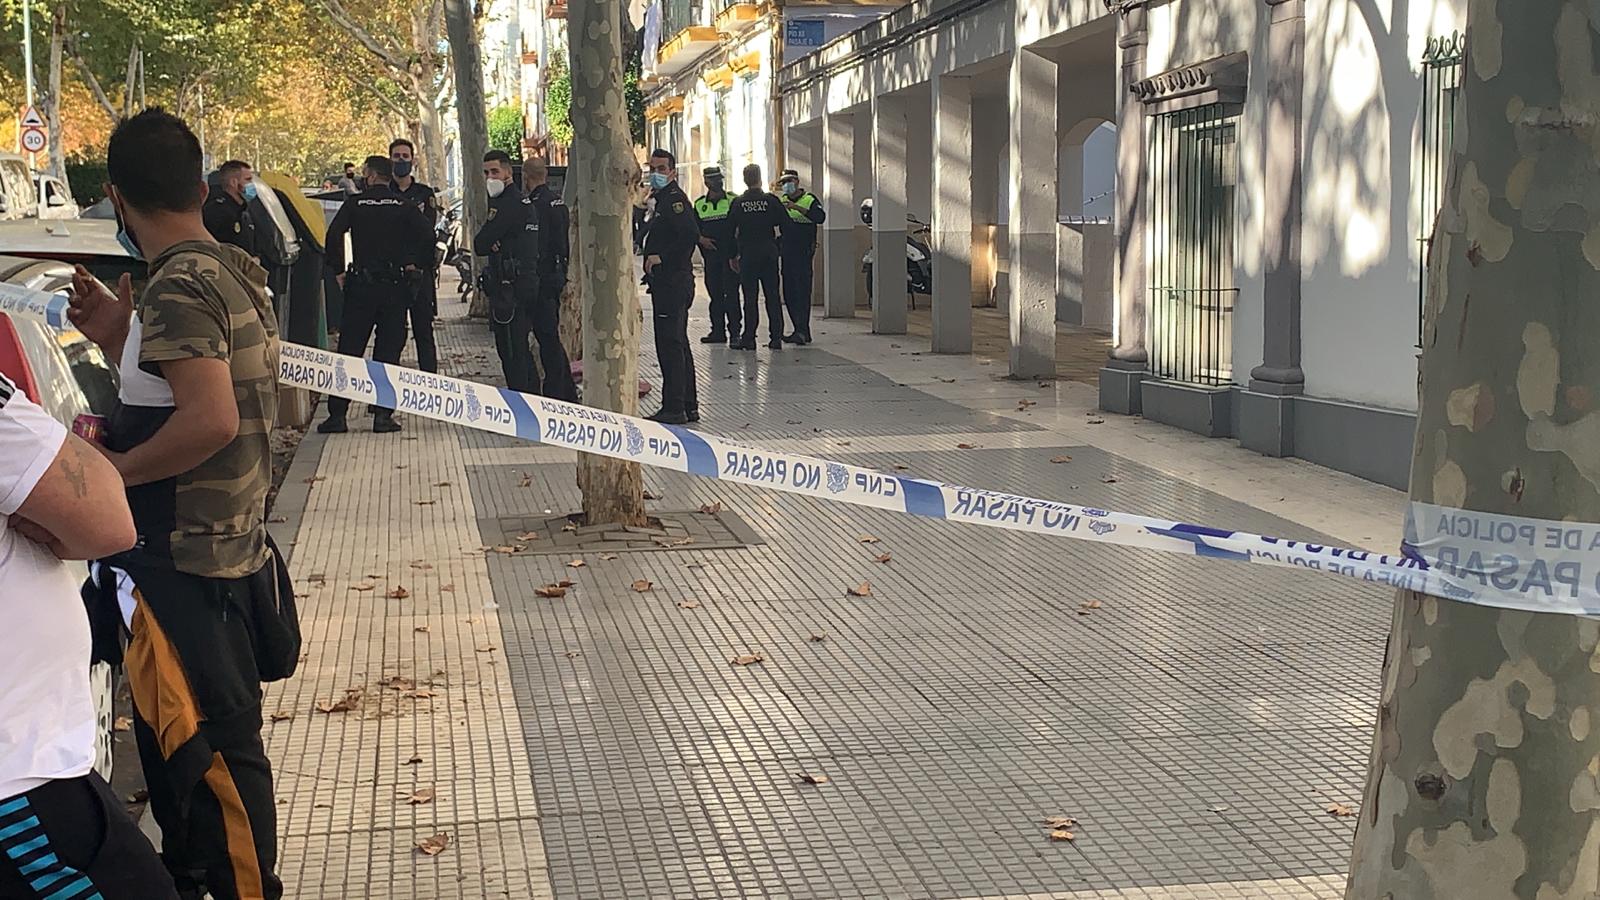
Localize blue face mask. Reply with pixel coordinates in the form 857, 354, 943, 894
782, 182, 800, 198
392, 159, 413, 179
648, 172, 670, 191
243, 182, 258, 202
112, 200, 142, 260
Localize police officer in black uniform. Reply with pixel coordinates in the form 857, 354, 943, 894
777, 168, 826, 345
474, 150, 535, 392
694, 166, 739, 344
318, 155, 435, 434
202, 159, 258, 259
641, 148, 700, 424
522, 157, 578, 401
388, 138, 442, 373
727, 163, 788, 350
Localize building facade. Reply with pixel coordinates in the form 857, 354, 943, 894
778, 0, 1467, 489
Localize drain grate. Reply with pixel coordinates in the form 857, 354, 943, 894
479, 508, 762, 555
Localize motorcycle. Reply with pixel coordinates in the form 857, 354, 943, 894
859, 198, 934, 302
436, 202, 473, 292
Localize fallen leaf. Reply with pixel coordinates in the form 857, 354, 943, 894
938, 377, 956, 383
957, 443, 978, 450
113, 715, 132, 732
535, 584, 568, 599
127, 789, 149, 803
858, 535, 881, 544
415, 833, 450, 856
808, 633, 827, 643
381, 675, 416, 691
797, 772, 830, 785
387, 586, 410, 600
731, 653, 765, 666
414, 625, 431, 633
1018, 400, 1037, 410
874, 553, 892, 564
404, 754, 424, 766
490, 545, 521, 555
1086, 416, 1106, 425
1078, 600, 1104, 616
439, 583, 456, 593
303, 476, 325, 485
476, 645, 497, 653
677, 599, 701, 609
1101, 476, 1118, 484
1326, 802, 1357, 818
1048, 829, 1076, 842
518, 474, 532, 488
394, 465, 408, 470
405, 787, 437, 806
631, 579, 653, 593
837, 441, 851, 447
414, 500, 436, 506
846, 582, 873, 598
269, 710, 295, 722
350, 582, 376, 592
403, 689, 436, 700
600, 552, 620, 561
558, 578, 577, 588
365, 572, 383, 579
433, 481, 452, 488
643, 490, 660, 500
564, 650, 581, 658
698, 501, 723, 515
516, 531, 541, 542
561, 523, 577, 532
316, 688, 364, 714
567, 558, 586, 568
267, 515, 288, 524
1050, 456, 1072, 464
409, 561, 434, 570
1044, 816, 1079, 828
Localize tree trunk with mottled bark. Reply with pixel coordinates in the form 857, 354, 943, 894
443, 0, 490, 317
1345, 4, 1600, 897
559, 211, 583, 362
570, 0, 644, 527
43, 2, 65, 179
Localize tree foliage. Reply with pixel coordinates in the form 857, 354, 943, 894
543, 54, 573, 147
487, 105, 522, 161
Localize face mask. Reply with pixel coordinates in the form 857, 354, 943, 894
486, 178, 506, 198
242, 182, 258, 202
392, 159, 413, 179
648, 172, 670, 191
111, 198, 142, 260
782, 182, 800, 198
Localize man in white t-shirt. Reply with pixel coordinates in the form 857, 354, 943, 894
0, 372, 177, 898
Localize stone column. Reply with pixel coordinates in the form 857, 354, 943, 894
1007, 47, 1058, 378
931, 73, 973, 354
871, 91, 909, 334
822, 108, 858, 319
1240, 0, 1307, 456
1100, 2, 1150, 414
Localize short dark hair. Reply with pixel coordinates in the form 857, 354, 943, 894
650, 148, 676, 168
218, 159, 251, 179
389, 138, 415, 154
343, 161, 355, 170
483, 149, 513, 166
742, 163, 762, 188
107, 108, 205, 213
363, 155, 392, 179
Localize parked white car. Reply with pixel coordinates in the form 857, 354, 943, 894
0, 153, 81, 220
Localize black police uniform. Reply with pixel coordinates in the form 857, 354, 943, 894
527, 181, 579, 401
728, 187, 788, 349
392, 177, 442, 373
321, 183, 434, 431
473, 182, 579, 401
641, 180, 700, 422
201, 192, 257, 259
694, 167, 739, 343
778, 173, 826, 344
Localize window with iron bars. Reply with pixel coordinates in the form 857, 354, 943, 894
1147, 103, 1240, 386
1418, 31, 1465, 343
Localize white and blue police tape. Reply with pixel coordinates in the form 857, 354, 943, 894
7, 281, 1600, 617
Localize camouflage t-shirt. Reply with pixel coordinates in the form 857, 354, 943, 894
134, 240, 279, 579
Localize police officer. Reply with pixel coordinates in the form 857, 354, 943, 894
522, 157, 578, 401
474, 150, 537, 392
318, 155, 435, 434
693, 166, 739, 343
388, 138, 442, 373
777, 168, 826, 345
727, 163, 788, 350
641, 148, 700, 424
202, 159, 258, 259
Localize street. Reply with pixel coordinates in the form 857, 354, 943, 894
261, 285, 1404, 899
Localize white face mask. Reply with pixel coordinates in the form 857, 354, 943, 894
486, 178, 506, 198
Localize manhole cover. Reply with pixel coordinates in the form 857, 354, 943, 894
479, 509, 762, 555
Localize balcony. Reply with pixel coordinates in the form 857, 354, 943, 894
714, 0, 761, 35
546, 0, 566, 18
657, 0, 720, 75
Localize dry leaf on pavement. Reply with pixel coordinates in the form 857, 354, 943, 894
1078, 600, 1104, 615
403, 689, 436, 700
1018, 400, 1036, 410
516, 531, 541, 542
797, 773, 830, 785
643, 490, 660, 500
518, 474, 532, 487
303, 476, 325, 485
567, 559, 586, 568
316, 688, 363, 714
631, 579, 653, 593
1050, 456, 1072, 464
1048, 829, 1076, 842
1043, 816, 1079, 828
558, 578, 577, 588
350, 582, 375, 592
564, 650, 581, 658
267, 515, 287, 523
439, 584, 455, 593
698, 501, 723, 515
875, 553, 892, 564
405, 787, 436, 805
1101, 476, 1118, 484
677, 599, 701, 609
857, 535, 881, 544
535, 584, 567, 599
387, 586, 410, 600
414, 500, 436, 506
409, 561, 434, 570
957, 443, 978, 450
404, 754, 424, 766
600, 552, 619, 561
269, 710, 294, 722
1325, 802, 1357, 817
113, 715, 132, 732
893, 463, 910, 471
414, 625, 430, 633
808, 633, 827, 643
415, 833, 450, 856
731, 653, 765, 666
1086, 416, 1106, 425
433, 481, 452, 488
475, 645, 497, 653
846, 582, 873, 598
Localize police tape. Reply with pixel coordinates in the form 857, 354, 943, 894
5, 280, 1599, 617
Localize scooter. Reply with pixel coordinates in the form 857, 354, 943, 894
436, 203, 473, 292
859, 198, 934, 302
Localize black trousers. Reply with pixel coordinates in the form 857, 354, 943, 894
121, 560, 282, 900
0, 773, 179, 899
410, 277, 438, 373
327, 275, 409, 418
702, 253, 740, 338
738, 254, 782, 342
652, 270, 698, 415
780, 247, 815, 339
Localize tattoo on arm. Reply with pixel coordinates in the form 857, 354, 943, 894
59, 440, 90, 499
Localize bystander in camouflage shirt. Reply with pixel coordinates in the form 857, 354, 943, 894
124, 240, 279, 579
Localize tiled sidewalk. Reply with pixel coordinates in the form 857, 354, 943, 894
264, 288, 1407, 899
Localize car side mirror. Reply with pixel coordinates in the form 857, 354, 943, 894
47, 194, 65, 207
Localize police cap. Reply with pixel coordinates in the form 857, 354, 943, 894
779, 169, 799, 183
703, 166, 723, 179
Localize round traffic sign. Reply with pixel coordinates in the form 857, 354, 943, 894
20, 127, 46, 153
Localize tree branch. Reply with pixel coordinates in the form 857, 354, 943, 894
312, 0, 411, 78
66, 37, 119, 124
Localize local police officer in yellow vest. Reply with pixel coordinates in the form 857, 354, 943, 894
694, 166, 740, 343
777, 168, 826, 344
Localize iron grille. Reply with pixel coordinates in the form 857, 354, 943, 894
661, 0, 705, 36
1419, 32, 1465, 343
1147, 103, 1239, 386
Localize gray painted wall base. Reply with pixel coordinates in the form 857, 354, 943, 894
1098, 366, 1145, 414
1292, 395, 1415, 490
1141, 379, 1233, 438
1237, 390, 1295, 458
